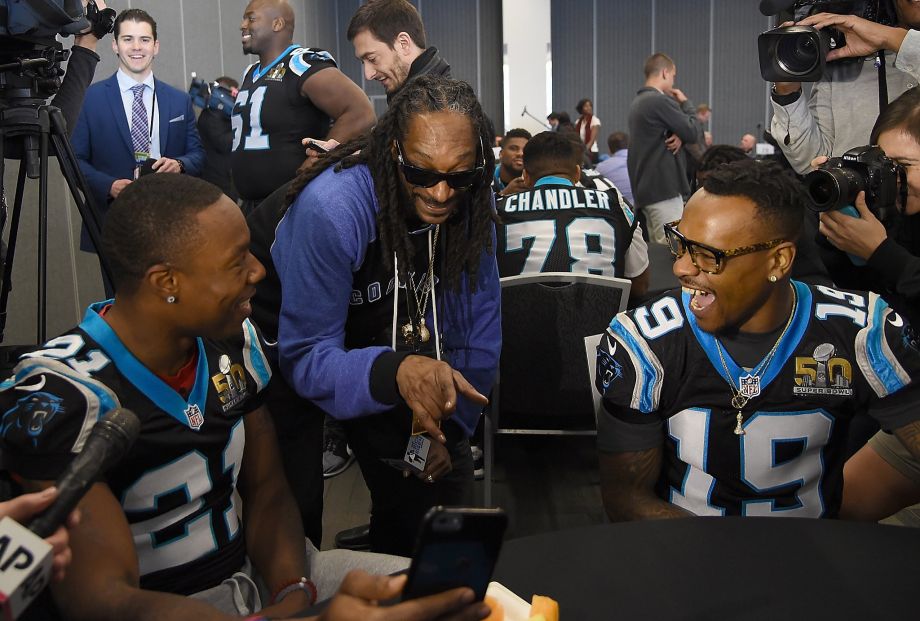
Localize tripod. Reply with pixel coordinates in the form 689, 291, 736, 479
0, 101, 111, 344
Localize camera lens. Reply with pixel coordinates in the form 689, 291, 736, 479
804, 168, 865, 212
777, 32, 821, 76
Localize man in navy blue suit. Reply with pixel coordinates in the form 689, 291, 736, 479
73, 8, 205, 251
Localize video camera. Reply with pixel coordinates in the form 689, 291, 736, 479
758, 0, 897, 81
804, 145, 905, 222
0, 0, 114, 102
188, 74, 235, 119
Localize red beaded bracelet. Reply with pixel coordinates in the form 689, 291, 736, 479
270, 576, 317, 607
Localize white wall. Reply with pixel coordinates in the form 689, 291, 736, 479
502, 0, 551, 135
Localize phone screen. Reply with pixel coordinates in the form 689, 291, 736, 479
402, 507, 507, 602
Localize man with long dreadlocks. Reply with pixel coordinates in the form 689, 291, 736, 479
272, 75, 501, 555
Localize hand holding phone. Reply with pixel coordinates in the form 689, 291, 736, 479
403, 507, 507, 602
305, 139, 329, 154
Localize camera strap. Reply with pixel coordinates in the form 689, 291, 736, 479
877, 51, 889, 115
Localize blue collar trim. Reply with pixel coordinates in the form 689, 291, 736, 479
534, 176, 574, 188
493, 165, 504, 190
683, 280, 812, 390
253, 44, 299, 81
80, 301, 210, 429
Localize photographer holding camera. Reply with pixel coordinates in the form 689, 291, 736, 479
814, 86, 920, 327
769, 0, 920, 174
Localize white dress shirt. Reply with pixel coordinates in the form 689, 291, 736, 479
116, 69, 161, 160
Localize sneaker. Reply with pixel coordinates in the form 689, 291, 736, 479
471, 444, 484, 480
323, 436, 355, 478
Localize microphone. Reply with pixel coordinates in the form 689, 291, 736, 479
0, 409, 139, 619
28, 408, 140, 538
521, 105, 527, 117
759, 0, 797, 16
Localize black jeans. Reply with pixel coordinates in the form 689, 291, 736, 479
264, 374, 325, 548
344, 409, 473, 556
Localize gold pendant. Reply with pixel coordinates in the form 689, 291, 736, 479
401, 321, 416, 345
734, 410, 745, 436
418, 318, 430, 343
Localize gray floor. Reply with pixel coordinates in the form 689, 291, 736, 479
321, 435, 606, 550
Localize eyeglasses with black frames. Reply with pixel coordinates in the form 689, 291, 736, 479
395, 138, 485, 189
663, 220, 786, 275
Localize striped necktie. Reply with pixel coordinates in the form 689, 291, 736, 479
130, 83, 150, 162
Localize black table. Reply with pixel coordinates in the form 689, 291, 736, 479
492, 517, 920, 620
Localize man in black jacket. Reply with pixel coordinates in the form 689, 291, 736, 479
347, 0, 450, 102
197, 77, 239, 202
627, 53, 701, 245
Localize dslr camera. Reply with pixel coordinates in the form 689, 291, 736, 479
804, 145, 903, 220
758, 0, 896, 81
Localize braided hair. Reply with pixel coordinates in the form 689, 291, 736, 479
285, 75, 496, 291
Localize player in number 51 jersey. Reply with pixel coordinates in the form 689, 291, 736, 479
232, 45, 336, 203
232, 1, 375, 208
596, 159, 920, 521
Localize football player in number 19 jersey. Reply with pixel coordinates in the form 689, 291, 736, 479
596, 160, 920, 521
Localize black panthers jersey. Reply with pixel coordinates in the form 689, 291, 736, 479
231, 45, 337, 201
578, 167, 617, 191
496, 178, 637, 277
0, 304, 272, 595
597, 282, 920, 518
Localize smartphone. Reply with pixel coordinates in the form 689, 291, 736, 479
306, 139, 329, 153
402, 506, 507, 602
137, 157, 157, 177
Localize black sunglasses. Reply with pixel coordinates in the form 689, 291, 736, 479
395, 139, 485, 189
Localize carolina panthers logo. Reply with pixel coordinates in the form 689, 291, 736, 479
597, 346, 623, 391
1, 392, 66, 447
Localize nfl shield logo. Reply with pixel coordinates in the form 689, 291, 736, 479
738, 374, 761, 399
185, 404, 204, 430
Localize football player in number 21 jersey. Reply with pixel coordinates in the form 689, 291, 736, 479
597, 160, 920, 521
0, 175, 493, 621
0, 175, 324, 620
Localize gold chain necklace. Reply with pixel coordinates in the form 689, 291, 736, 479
716, 284, 797, 436
401, 225, 440, 346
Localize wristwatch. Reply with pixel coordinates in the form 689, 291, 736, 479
177, 159, 185, 173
